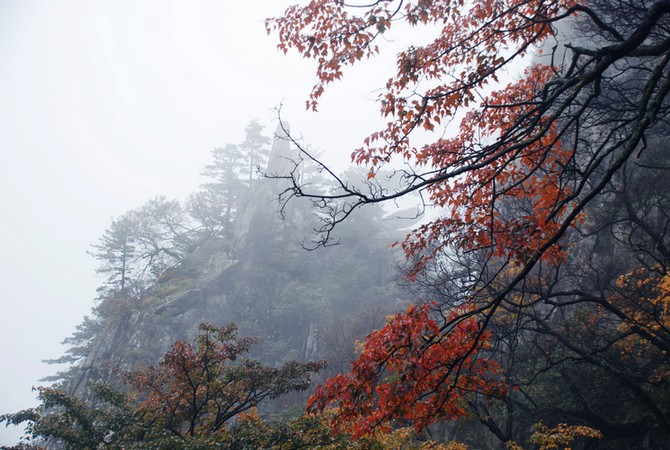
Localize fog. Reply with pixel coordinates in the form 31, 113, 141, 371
0, 1, 395, 444
6, 1, 666, 448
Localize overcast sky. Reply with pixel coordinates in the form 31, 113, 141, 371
0, 1, 404, 444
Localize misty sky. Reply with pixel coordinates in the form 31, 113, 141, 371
0, 1, 401, 444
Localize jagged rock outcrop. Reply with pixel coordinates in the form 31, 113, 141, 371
63, 123, 406, 399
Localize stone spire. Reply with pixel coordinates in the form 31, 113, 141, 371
265, 122, 296, 178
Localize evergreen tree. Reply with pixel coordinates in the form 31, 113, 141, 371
190, 144, 246, 235
89, 215, 138, 296
239, 120, 270, 187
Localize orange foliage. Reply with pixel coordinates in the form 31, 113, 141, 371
611, 268, 670, 380
122, 323, 324, 438
529, 422, 603, 449
307, 304, 507, 438
613, 268, 670, 332
267, 0, 613, 439
267, 0, 581, 276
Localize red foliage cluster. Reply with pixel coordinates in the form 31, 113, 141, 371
307, 304, 507, 438
266, 0, 658, 439
267, 0, 580, 277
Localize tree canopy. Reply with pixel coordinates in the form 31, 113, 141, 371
1, 323, 324, 449
268, 0, 670, 445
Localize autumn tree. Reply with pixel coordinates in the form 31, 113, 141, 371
426, 132, 670, 446
122, 322, 325, 441
2, 323, 324, 449
267, 0, 670, 442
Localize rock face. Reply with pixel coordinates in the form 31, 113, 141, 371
265, 122, 295, 178
63, 124, 405, 399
